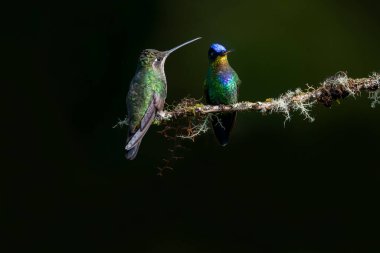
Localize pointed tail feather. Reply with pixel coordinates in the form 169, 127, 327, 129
125, 141, 141, 160
125, 123, 150, 151
125, 100, 157, 152
211, 112, 237, 146
124, 122, 152, 160
125, 106, 156, 159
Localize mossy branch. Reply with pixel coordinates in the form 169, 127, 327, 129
115, 72, 379, 141
155, 72, 379, 123
115, 72, 379, 174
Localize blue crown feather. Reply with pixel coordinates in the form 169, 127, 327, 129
210, 43, 227, 54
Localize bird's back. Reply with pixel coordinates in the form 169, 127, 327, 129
127, 68, 166, 131
125, 68, 166, 159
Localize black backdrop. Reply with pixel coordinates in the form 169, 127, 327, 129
4, 1, 380, 252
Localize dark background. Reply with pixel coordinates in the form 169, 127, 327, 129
4, 0, 380, 252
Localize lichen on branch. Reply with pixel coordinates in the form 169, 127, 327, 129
115, 72, 379, 174
116, 72, 379, 140
155, 72, 380, 123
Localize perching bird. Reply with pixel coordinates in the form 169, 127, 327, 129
125, 37, 201, 160
205, 43, 241, 146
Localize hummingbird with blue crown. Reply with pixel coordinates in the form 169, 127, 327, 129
125, 37, 201, 160
205, 43, 241, 146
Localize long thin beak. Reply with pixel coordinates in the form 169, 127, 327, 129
164, 37, 202, 56
223, 49, 234, 56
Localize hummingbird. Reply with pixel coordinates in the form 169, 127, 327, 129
204, 43, 241, 146
125, 37, 201, 160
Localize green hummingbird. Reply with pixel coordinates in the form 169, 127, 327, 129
205, 43, 241, 146
125, 37, 201, 160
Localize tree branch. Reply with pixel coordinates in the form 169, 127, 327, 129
156, 72, 380, 123
115, 72, 379, 141
114, 72, 379, 173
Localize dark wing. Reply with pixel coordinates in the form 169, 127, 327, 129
125, 98, 156, 151
125, 93, 164, 152
204, 80, 211, 104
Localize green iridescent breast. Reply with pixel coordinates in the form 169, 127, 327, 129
205, 64, 240, 105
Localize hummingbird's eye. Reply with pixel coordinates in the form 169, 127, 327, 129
156, 57, 162, 62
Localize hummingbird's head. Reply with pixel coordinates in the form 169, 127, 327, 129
208, 43, 232, 62
138, 49, 168, 69
137, 37, 202, 69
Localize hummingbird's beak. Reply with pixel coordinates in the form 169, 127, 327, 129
222, 49, 234, 56
163, 37, 202, 57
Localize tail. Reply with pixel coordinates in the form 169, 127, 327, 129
125, 140, 141, 160
124, 125, 150, 160
125, 101, 157, 160
211, 112, 237, 146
